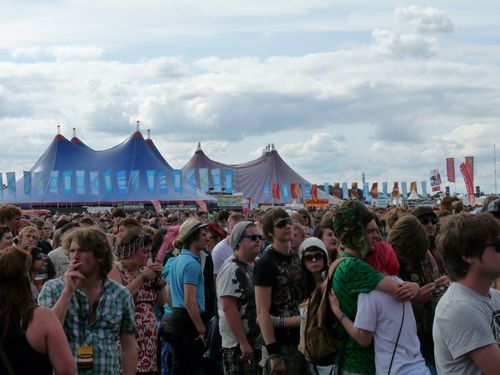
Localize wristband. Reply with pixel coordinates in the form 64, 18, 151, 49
339, 313, 347, 322
265, 342, 280, 356
269, 354, 284, 363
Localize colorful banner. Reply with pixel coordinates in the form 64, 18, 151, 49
264, 183, 271, 203
465, 156, 474, 180
324, 183, 330, 201
382, 181, 388, 197
446, 158, 455, 183
430, 169, 442, 192
401, 181, 408, 197
49, 171, 59, 194
146, 170, 156, 194
199, 168, 209, 192
333, 183, 341, 199
63, 171, 72, 195
211, 168, 221, 193
224, 170, 233, 193
129, 170, 140, 194
34, 172, 43, 195
76, 170, 85, 195
196, 200, 208, 213
421, 181, 427, 196
116, 170, 127, 194
311, 184, 318, 201
151, 200, 162, 213
304, 183, 312, 200
410, 181, 417, 194
23, 171, 32, 196
350, 182, 358, 200
185, 169, 196, 194
363, 182, 370, 202
272, 183, 281, 201
7, 172, 16, 196
370, 182, 378, 198
290, 182, 299, 200
158, 171, 168, 194
460, 162, 475, 204
342, 182, 348, 200
90, 171, 100, 195
282, 183, 289, 202
103, 170, 113, 193
391, 182, 400, 198
173, 169, 182, 194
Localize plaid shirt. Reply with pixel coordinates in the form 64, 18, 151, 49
39, 277, 137, 374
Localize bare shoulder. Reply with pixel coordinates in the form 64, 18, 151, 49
31, 305, 58, 325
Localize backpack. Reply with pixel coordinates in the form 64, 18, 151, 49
298, 257, 346, 363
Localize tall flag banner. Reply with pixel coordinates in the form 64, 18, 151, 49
90, 171, 100, 195
460, 162, 475, 204
350, 182, 358, 200
304, 183, 312, 200
421, 181, 427, 196
63, 171, 72, 195
151, 200, 162, 213
224, 170, 233, 193
23, 171, 32, 196
410, 181, 418, 194
282, 183, 289, 202
391, 182, 400, 198
430, 169, 442, 192
211, 168, 221, 193
342, 182, 348, 200
264, 184, 271, 203
401, 181, 408, 197
158, 171, 168, 194
196, 200, 208, 213
264, 183, 271, 202
173, 170, 183, 194
333, 183, 341, 199
129, 170, 140, 194
382, 182, 388, 197
370, 182, 378, 198
324, 183, 330, 201
363, 182, 370, 202
0, 173, 3, 199
199, 168, 209, 192
7, 172, 16, 196
446, 158, 455, 183
35, 172, 44, 196
465, 156, 474, 181
185, 169, 196, 194
76, 170, 85, 195
272, 183, 281, 201
146, 170, 156, 194
103, 170, 112, 193
49, 171, 59, 194
290, 182, 299, 199
311, 184, 318, 201
116, 170, 127, 195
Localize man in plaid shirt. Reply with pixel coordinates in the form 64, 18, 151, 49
39, 226, 138, 374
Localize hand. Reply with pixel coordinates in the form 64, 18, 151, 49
417, 283, 436, 302
239, 342, 253, 362
395, 281, 420, 301
270, 356, 287, 375
147, 261, 163, 275
328, 289, 341, 317
141, 266, 157, 281
63, 261, 85, 294
434, 275, 450, 288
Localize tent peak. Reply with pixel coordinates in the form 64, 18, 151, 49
196, 142, 202, 151
132, 131, 144, 139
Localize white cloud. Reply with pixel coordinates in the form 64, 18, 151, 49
394, 6, 454, 34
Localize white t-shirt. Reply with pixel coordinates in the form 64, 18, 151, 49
354, 276, 429, 375
211, 239, 233, 275
433, 282, 500, 375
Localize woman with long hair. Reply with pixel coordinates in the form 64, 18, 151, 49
0, 246, 74, 375
0, 225, 13, 251
313, 221, 339, 264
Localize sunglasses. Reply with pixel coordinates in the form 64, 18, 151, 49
303, 252, 324, 262
485, 237, 500, 253
274, 218, 293, 228
241, 234, 264, 241
419, 216, 438, 225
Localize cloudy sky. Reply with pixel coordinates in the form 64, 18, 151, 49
1, 0, 499, 195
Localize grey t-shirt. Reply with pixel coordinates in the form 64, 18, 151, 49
433, 282, 500, 375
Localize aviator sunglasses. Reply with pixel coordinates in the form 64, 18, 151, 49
274, 218, 293, 228
241, 234, 264, 241
485, 237, 500, 253
303, 252, 323, 262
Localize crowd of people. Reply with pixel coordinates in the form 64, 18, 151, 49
0, 195, 499, 375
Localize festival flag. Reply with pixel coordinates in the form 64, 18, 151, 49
151, 200, 162, 213
146, 170, 156, 194
264, 183, 271, 203
311, 184, 318, 201
116, 170, 127, 195
103, 170, 112, 193
410, 181, 418, 194
401, 181, 408, 198
421, 181, 427, 196
465, 156, 474, 180
324, 183, 330, 202
446, 158, 455, 183
342, 183, 348, 200
272, 183, 281, 202
370, 182, 378, 198
173, 170, 183, 194
282, 183, 289, 202
23, 171, 32, 196
63, 171, 72, 195
303, 183, 311, 200
290, 182, 299, 199
7, 172, 16, 196
129, 170, 140, 194
430, 169, 442, 192
196, 200, 208, 213
224, 170, 233, 193
333, 183, 341, 199
158, 171, 168, 194
75, 170, 85, 195
211, 168, 221, 193
382, 182, 388, 197
391, 182, 400, 198
34, 172, 44, 196
363, 182, 370, 202
90, 171, 100, 195
350, 182, 358, 200
199, 168, 209, 192
185, 169, 196, 194
460, 162, 475, 204
49, 171, 59, 194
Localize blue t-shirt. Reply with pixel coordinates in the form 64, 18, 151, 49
167, 249, 205, 313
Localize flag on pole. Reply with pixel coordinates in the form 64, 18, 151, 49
370, 182, 378, 198
23, 171, 32, 196
421, 181, 427, 196
342, 182, 348, 200
446, 158, 455, 183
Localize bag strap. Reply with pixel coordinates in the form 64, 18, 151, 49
388, 302, 405, 375
0, 341, 16, 375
